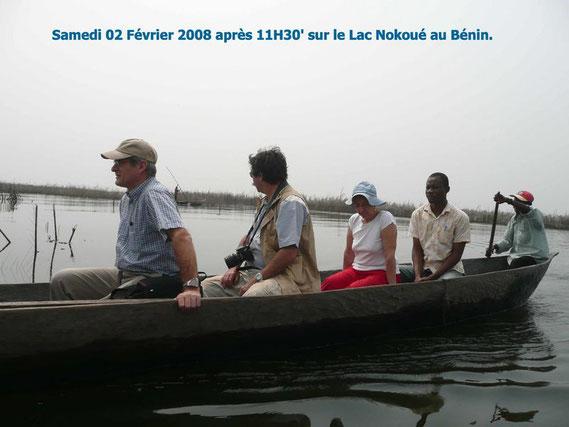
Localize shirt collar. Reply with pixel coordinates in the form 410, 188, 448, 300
126, 177, 154, 202
514, 206, 533, 219
423, 202, 451, 217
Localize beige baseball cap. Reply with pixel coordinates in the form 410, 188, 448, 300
101, 139, 158, 163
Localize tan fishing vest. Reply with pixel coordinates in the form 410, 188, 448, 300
258, 185, 321, 294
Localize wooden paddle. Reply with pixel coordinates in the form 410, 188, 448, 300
486, 200, 500, 258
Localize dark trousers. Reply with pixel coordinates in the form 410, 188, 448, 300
509, 256, 537, 269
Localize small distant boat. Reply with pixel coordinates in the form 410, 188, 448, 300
0, 254, 557, 377
169, 169, 204, 208
176, 200, 202, 207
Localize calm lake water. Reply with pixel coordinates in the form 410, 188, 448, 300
1, 195, 568, 426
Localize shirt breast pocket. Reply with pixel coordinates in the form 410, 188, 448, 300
438, 223, 454, 246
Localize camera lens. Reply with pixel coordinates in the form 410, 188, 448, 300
224, 252, 243, 269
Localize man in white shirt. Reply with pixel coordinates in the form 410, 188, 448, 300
400, 172, 471, 282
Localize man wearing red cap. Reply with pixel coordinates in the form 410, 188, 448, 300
486, 191, 549, 268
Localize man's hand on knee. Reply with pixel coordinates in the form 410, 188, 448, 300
221, 267, 239, 288
239, 278, 257, 296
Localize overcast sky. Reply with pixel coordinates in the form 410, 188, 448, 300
1, 0, 568, 214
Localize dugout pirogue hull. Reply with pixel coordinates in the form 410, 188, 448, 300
0, 254, 557, 377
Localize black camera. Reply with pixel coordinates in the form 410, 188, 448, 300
224, 245, 254, 269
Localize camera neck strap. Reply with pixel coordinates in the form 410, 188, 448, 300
244, 180, 288, 247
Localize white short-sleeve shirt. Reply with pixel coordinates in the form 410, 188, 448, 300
350, 210, 399, 272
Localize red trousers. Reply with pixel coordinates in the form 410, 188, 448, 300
321, 265, 401, 291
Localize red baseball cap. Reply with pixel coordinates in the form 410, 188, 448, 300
510, 190, 534, 204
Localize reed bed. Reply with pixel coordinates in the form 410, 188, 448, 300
462, 207, 569, 231
1, 182, 123, 200
3, 182, 568, 230
305, 195, 417, 218
0, 183, 21, 209
176, 190, 257, 207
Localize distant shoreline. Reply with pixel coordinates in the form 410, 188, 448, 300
2, 181, 568, 230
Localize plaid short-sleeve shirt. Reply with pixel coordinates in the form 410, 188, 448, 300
116, 177, 185, 275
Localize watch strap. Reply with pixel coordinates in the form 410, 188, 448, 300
183, 277, 200, 288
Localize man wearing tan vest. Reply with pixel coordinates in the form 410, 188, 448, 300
201, 147, 320, 297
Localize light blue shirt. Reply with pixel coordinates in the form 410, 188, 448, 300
495, 207, 549, 264
116, 177, 185, 275
248, 195, 309, 269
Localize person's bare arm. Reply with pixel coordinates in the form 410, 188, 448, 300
494, 192, 530, 214
343, 229, 355, 269
221, 235, 248, 288
411, 237, 425, 282
239, 246, 298, 296
417, 242, 466, 282
381, 223, 397, 284
168, 227, 200, 311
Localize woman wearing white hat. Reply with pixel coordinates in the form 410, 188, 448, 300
321, 181, 400, 291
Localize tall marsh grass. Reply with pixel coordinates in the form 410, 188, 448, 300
4, 181, 568, 230
1, 182, 123, 200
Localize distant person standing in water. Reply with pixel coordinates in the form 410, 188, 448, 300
400, 172, 471, 282
321, 181, 400, 290
486, 191, 549, 268
50, 138, 201, 311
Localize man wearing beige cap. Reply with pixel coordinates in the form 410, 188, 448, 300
50, 138, 201, 311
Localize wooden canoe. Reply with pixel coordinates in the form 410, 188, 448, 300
0, 254, 557, 377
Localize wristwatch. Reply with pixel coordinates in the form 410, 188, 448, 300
255, 272, 264, 282
183, 277, 200, 289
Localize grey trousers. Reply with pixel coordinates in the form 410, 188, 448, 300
50, 267, 161, 300
201, 269, 282, 297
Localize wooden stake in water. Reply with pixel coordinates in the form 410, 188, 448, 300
0, 227, 11, 254
53, 204, 58, 242
68, 225, 77, 244
0, 228, 11, 245
49, 241, 57, 279
32, 205, 38, 282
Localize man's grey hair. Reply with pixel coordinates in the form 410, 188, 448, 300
129, 156, 157, 177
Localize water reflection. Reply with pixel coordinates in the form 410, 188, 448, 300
0, 227, 10, 253
135, 302, 550, 426
154, 391, 444, 426
1, 197, 86, 283
0, 290, 560, 425
491, 405, 539, 423
0, 300, 546, 425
